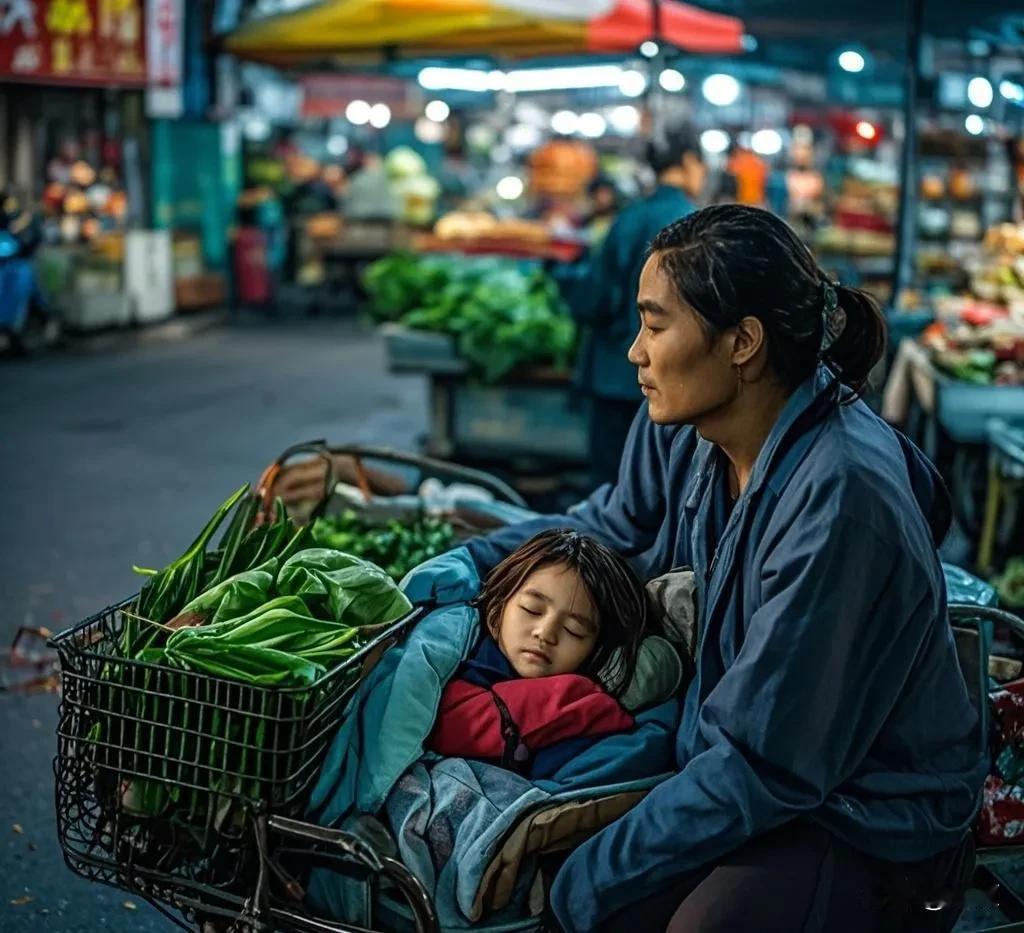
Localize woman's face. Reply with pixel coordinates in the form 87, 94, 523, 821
628, 253, 738, 426
496, 563, 598, 679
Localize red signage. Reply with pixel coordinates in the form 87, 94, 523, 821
301, 74, 410, 119
0, 0, 146, 86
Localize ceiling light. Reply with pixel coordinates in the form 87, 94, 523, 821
506, 123, 542, 150
855, 120, 877, 140
838, 50, 866, 73
702, 73, 741, 107
578, 112, 607, 138
425, 100, 450, 122
659, 68, 686, 92
640, 40, 660, 59
1000, 80, 1024, 104
618, 69, 648, 98
414, 118, 445, 144
503, 64, 626, 93
550, 110, 579, 135
496, 176, 525, 200
751, 129, 783, 155
345, 100, 371, 125
965, 114, 985, 136
368, 103, 391, 128
967, 76, 993, 109
700, 129, 730, 154
418, 67, 493, 92
609, 104, 640, 134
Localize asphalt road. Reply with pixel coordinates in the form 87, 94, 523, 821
0, 318, 427, 932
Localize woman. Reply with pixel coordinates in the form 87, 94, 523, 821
441, 205, 985, 931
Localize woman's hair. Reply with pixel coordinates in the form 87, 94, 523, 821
475, 529, 648, 696
649, 204, 886, 400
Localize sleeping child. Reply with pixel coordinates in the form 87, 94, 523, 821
307, 530, 685, 928
426, 529, 649, 778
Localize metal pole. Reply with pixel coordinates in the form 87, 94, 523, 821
893, 0, 925, 305
651, 0, 662, 41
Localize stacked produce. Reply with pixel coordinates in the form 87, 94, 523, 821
970, 223, 1024, 311
921, 318, 1024, 386
363, 253, 575, 381
126, 485, 411, 686
312, 510, 455, 581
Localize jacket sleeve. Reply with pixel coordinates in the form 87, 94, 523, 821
463, 406, 674, 574
549, 492, 939, 931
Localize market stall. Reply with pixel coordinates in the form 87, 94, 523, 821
883, 221, 1024, 562
362, 249, 588, 502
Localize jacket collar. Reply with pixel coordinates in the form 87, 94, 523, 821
743, 366, 838, 499
683, 367, 837, 514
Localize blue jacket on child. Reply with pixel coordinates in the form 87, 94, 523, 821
459, 367, 987, 933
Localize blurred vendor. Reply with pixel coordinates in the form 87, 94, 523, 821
561, 127, 705, 488
584, 175, 623, 246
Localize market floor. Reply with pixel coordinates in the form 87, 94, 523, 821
0, 317, 428, 932
0, 318, 1015, 932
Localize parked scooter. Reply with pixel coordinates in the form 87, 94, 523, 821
0, 191, 59, 355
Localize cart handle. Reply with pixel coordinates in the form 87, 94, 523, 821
260, 439, 530, 518
268, 815, 440, 933
324, 444, 528, 508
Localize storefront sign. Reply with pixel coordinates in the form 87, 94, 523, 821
0, 0, 146, 85
145, 0, 183, 117
301, 74, 409, 119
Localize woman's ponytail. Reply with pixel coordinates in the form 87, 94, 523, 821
822, 285, 888, 400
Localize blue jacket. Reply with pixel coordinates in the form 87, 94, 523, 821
559, 185, 695, 401
465, 369, 987, 932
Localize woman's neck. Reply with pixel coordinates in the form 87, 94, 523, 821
699, 383, 791, 496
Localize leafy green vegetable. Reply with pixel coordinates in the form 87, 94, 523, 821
312, 510, 455, 581
364, 253, 576, 381
277, 549, 412, 628
362, 252, 457, 323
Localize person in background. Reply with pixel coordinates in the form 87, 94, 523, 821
583, 175, 623, 246
726, 143, 769, 207
560, 126, 706, 489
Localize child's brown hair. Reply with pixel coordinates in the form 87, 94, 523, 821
475, 529, 648, 696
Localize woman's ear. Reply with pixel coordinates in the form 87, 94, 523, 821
731, 316, 767, 371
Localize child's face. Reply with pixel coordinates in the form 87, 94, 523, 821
495, 562, 598, 679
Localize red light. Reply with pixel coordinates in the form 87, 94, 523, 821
856, 121, 877, 140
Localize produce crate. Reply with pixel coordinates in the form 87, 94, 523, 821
380, 324, 469, 376
427, 373, 588, 464
51, 598, 422, 912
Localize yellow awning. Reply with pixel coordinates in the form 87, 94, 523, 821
225, 0, 744, 63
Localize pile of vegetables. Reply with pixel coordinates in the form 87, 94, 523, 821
125, 485, 411, 687
312, 510, 455, 582
363, 253, 576, 382
91, 487, 416, 843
